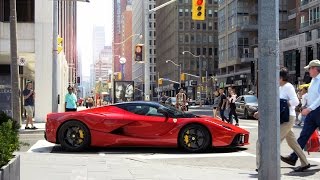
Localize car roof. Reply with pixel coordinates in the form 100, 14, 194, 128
114, 101, 161, 106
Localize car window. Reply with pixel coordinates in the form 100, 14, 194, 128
245, 96, 257, 103
125, 105, 164, 117
235, 97, 242, 102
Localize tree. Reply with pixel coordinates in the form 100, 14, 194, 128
10, 0, 21, 125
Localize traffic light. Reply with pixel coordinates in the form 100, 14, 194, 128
134, 44, 143, 62
202, 77, 206, 83
117, 72, 122, 80
158, 78, 163, 85
57, 36, 63, 54
192, 0, 206, 21
180, 73, 186, 81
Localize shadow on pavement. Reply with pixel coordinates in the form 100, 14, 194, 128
50, 145, 247, 155
282, 165, 320, 178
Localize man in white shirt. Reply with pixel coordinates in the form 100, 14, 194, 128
256, 68, 310, 172
281, 59, 320, 171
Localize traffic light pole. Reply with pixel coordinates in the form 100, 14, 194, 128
258, 0, 280, 179
144, 0, 151, 101
52, 0, 58, 112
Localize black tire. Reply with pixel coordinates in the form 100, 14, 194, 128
58, 120, 91, 152
178, 124, 211, 153
244, 109, 249, 119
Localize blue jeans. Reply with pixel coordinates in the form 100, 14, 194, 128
220, 108, 228, 122
290, 106, 320, 161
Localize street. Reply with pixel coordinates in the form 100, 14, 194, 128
17, 107, 320, 180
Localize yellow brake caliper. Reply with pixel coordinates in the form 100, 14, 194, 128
184, 130, 191, 147
78, 129, 84, 144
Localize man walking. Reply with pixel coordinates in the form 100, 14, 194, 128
281, 60, 320, 171
65, 86, 77, 112
256, 68, 310, 172
23, 82, 37, 130
218, 88, 228, 122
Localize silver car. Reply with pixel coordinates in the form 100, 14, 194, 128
165, 97, 176, 107
235, 95, 258, 119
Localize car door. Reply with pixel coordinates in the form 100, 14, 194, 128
121, 104, 177, 138
235, 96, 245, 115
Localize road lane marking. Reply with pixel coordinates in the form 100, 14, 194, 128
27, 140, 56, 153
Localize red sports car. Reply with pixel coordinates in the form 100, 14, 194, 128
45, 102, 249, 152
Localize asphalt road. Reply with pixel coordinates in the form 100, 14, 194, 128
18, 107, 320, 179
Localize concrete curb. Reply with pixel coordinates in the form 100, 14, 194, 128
0, 155, 20, 180
19, 129, 45, 135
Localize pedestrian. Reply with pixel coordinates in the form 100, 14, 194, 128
212, 90, 220, 118
22, 82, 37, 130
160, 92, 168, 104
65, 86, 77, 112
218, 88, 228, 122
176, 88, 187, 111
228, 90, 239, 126
256, 67, 310, 172
281, 60, 320, 171
297, 86, 308, 126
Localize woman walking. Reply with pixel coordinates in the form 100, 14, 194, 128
212, 90, 220, 118
228, 90, 239, 126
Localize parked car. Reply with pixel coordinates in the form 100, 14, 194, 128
189, 99, 205, 106
45, 101, 249, 152
165, 97, 176, 107
235, 95, 258, 119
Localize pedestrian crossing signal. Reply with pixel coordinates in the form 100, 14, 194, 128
180, 73, 186, 81
158, 78, 163, 85
57, 36, 63, 54
192, 0, 206, 21
135, 44, 143, 62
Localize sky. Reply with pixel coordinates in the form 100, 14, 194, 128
77, 0, 113, 76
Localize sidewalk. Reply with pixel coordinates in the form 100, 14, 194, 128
19, 152, 256, 180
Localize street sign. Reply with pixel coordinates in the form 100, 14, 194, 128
191, 81, 198, 86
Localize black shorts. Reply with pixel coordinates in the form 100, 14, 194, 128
65, 108, 77, 112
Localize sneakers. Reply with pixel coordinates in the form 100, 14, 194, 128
25, 126, 38, 130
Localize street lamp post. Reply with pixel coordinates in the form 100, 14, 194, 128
112, 34, 142, 104
165, 60, 182, 88
182, 51, 203, 107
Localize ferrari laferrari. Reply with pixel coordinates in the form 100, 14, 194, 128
45, 102, 249, 152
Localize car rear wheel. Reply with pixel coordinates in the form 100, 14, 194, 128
178, 124, 211, 153
58, 120, 90, 152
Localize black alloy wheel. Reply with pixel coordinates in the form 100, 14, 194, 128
179, 124, 211, 153
58, 120, 90, 152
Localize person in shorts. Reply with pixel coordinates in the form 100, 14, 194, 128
23, 82, 37, 130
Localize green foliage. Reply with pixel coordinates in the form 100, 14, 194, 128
0, 112, 20, 168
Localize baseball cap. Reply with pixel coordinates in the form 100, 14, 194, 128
304, 59, 320, 69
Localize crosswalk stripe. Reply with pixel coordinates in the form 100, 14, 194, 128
27, 140, 55, 153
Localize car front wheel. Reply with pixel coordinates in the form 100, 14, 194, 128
58, 120, 91, 152
178, 124, 211, 153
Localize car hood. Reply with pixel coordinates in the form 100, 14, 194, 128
246, 103, 258, 107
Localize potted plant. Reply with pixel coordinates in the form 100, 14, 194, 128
0, 111, 20, 180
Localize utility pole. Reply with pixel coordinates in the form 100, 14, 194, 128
10, 0, 21, 123
199, 56, 202, 107
258, 0, 280, 179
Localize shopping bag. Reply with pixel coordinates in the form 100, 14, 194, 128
304, 130, 320, 154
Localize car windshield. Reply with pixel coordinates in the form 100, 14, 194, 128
162, 104, 183, 115
246, 96, 258, 103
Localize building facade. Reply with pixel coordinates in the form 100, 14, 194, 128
280, 0, 320, 85
156, 0, 219, 100
0, 0, 77, 120
217, 0, 288, 95
94, 46, 112, 82
92, 26, 106, 64
132, 0, 157, 100
121, 5, 133, 81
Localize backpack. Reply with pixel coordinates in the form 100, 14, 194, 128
280, 99, 290, 124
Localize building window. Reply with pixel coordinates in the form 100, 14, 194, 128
197, 23, 201, 30
179, 9, 183, 16
284, 50, 296, 71
306, 31, 312, 41
185, 9, 189, 16
1, 0, 35, 22
179, 21, 183, 29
